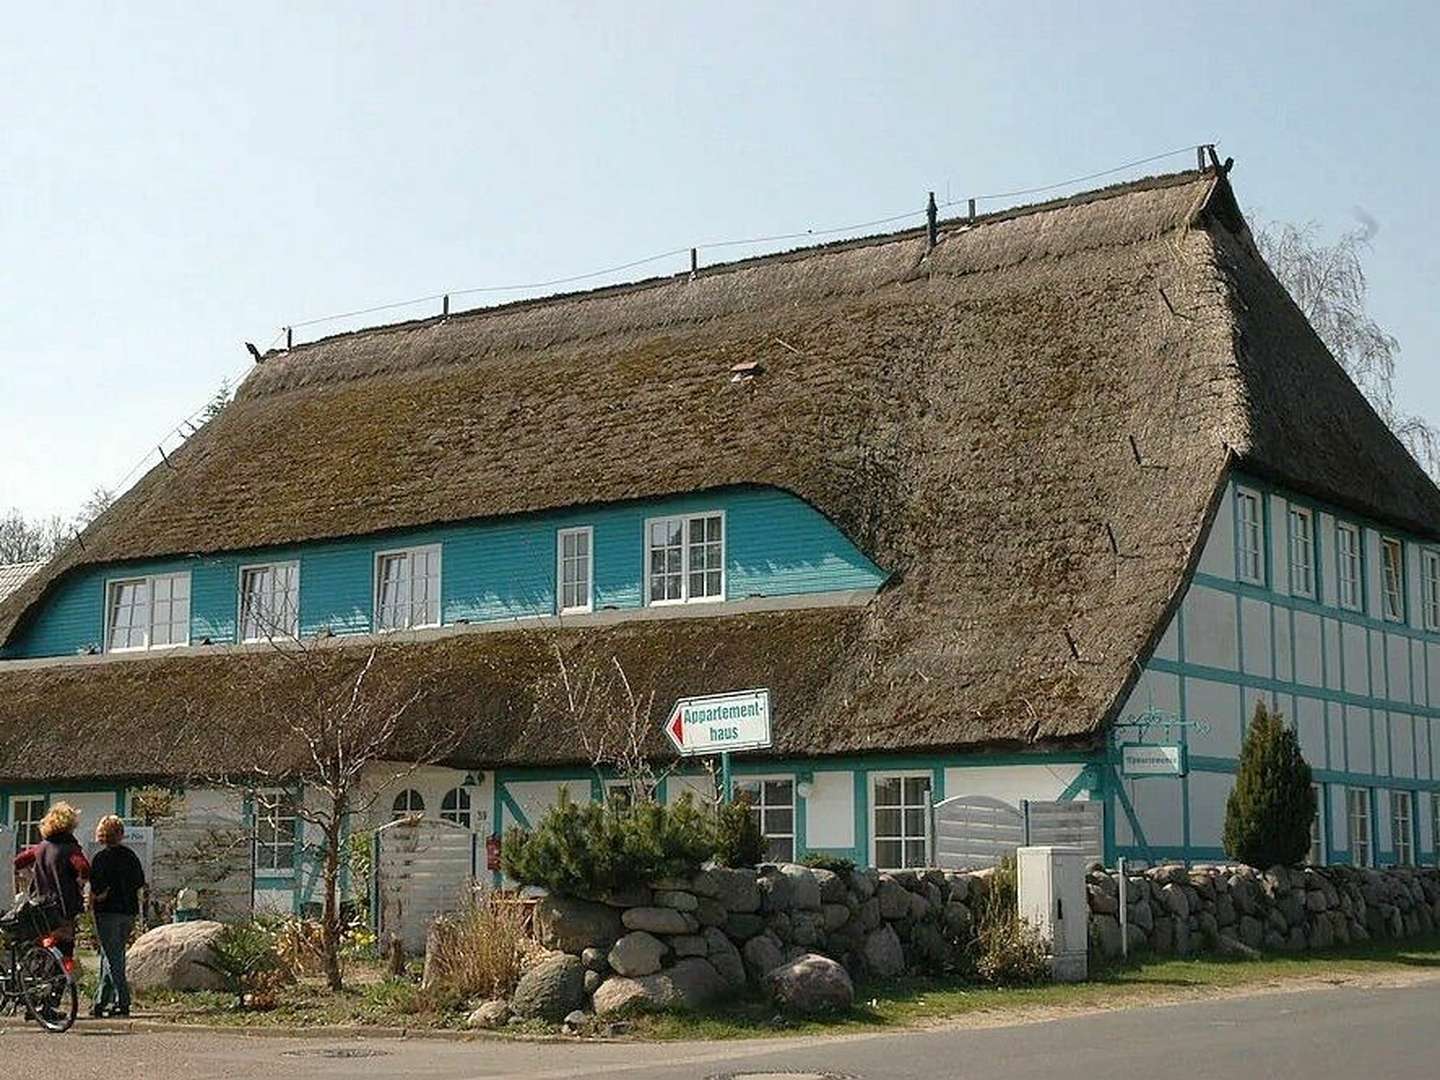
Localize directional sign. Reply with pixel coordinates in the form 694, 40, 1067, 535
664, 689, 772, 756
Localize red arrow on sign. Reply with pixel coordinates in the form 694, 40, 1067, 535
666, 704, 685, 750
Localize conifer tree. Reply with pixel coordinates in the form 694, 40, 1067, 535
1223, 701, 1317, 868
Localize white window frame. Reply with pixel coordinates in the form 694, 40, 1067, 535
870, 771, 933, 870
1287, 506, 1316, 599
555, 526, 594, 615
1347, 787, 1372, 867
1380, 537, 1405, 622
1392, 790, 1414, 867
10, 797, 47, 854
732, 775, 796, 863
439, 787, 472, 829
238, 561, 301, 642
253, 790, 297, 876
1423, 549, 1440, 632
104, 571, 192, 653
391, 788, 425, 819
1307, 784, 1325, 866
373, 544, 443, 632
1235, 487, 1264, 585
643, 511, 726, 607
1336, 522, 1363, 611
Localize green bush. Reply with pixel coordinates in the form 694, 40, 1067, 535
198, 922, 289, 1007
713, 798, 766, 868
1223, 701, 1317, 868
800, 853, 856, 875
501, 789, 717, 895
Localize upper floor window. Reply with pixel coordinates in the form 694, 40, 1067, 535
556, 527, 593, 615
375, 545, 441, 631
1336, 522, 1363, 611
1287, 506, 1315, 598
1380, 537, 1405, 622
646, 513, 724, 605
106, 572, 190, 652
239, 562, 299, 642
1423, 550, 1440, 632
254, 791, 297, 874
1235, 488, 1264, 585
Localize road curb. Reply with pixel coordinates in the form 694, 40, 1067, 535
0, 1016, 572, 1042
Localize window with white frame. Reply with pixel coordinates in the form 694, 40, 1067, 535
1288, 506, 1315, 598
11, 797, 46, 854
375, 546, 441, 631
1392, 791, 1414, 866
1381, 537, 1405, 621
733, 778, 795, 862
105, 572, 191, 652
1307, 784, 1324, 865
556, 527, 593, 615
1336, 522, 1362, 611
873, 774, 932, 869
239, 562, 299, 641
1347, 788, 1372, 867
440, 787, 472, 829
1423, 550, 1440, 631
1236, 488, 1264, 584
646, 513, 724, 605
392, 789, 425, 819
254, 791, 297, 873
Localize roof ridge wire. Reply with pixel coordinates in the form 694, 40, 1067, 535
275, 143, 1214, 341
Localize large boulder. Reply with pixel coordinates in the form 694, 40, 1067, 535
710, 867, 762, 913
127, 921, 231, 992
511, 952, 586, 1022
704, 927, 747, 991
862, 924, 904, 978
778, 865, 822, 911
877, 876, 910, 920
764, 953, 855, 1014
608, 931, 668, 977
534, 895, 624, 953
742, 933, 786, 981
590, 958, 728, 1016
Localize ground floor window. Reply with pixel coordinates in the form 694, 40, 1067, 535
873, 774, 931, 869
1307, 784, 1325, 865
1347, 788, 1372, 867
733, 778, 795, 862
392, 789, 425, 819
440, 787, 472, 829
1392, 790, 1414, 866
10, 797, 46, 853
254, 792, 297, 873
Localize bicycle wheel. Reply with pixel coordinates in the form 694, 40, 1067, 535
18, 944, 75, 1033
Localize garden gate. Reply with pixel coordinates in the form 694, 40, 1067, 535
933, 796, 1103, 868
373, 817, 476, 953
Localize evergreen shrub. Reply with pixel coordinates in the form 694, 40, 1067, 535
1223, 700, 1317, 868
713, 797, 766, 869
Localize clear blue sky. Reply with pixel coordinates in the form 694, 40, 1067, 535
2, 1, 1436, 519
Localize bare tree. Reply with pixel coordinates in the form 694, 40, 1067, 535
202, 634, 476, 990
0, 509, 66, 564
74, 485, 115, 530
1257, 220, 1440, 476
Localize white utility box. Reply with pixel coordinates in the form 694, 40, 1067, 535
1016, 845, 1088, 982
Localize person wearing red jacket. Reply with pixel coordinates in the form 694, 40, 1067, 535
14, 802, 91, 965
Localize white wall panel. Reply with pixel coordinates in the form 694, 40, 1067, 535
1187, 771, 1233, 850
1196, 491, 1235, 580
1241, 597, 1272, 677
805, 770, 854, 849
1184, 587, 1239, 671
1296, 696, 1328, 770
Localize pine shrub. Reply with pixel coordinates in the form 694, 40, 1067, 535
713, 798, 766, 868
1223, 700, 1317, 868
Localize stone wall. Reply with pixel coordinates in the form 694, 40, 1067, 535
1086, 863, 1440, 960
507, 863, 993, 1021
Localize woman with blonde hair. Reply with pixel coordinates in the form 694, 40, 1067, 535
13, 802, 90, 969
89, 814, 145, 1018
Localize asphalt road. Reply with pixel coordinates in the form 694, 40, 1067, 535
6, 977, 1438, 1080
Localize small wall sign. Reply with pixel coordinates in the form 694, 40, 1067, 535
1121, 743, 1187, 777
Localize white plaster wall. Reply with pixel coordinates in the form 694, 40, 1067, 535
1324, 619, 1342, 690
1118, 776, 1182, 847
1365, 530, 1384, 619
1269, 494, 1290, 597
1187, 771, 1234, 850
1424, 720, 1438, 780
1369, 629, 1387, 700
1345, 706, 1372, 773
364, 764, 493, 835
1392, 715, 1416, 779
1319, 513, 1338, 607
1375, 714, 1392, 776
1183, 587, 1238, 670
1406, 544, 1424, 631
805, 771, 854, 849
254, 888, 293, 915
50, 792, 115, 836
1196, 488, 1235, 580
1327, 704, 1345, 772
1154, 616, 1180, 661
666, 772, 718, 807
1184, 677, 1239, 759
1295, 696, 1328, 769
1388, 634, 1411, 704
1293, 611, 1323, 686
1342, 623, 1369, 694
502, 779, 587, 832
1240, 597, 1272, 677
183, 788, 245, 824
1273, 607, 1293, 683
1428, 644, 1440, 707
942, 765, 1085, 807
1412, 640, 1429, 707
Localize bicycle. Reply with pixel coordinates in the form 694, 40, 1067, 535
0, 899, 78, 1033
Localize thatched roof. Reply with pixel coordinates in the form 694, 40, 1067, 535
0, 562, 42, 606
3, 165, 1437, 780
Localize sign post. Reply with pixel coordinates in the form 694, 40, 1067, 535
664, 689, 772, 802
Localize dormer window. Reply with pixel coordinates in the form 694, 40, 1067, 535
105, 572, 191, 652
645, 513, 724, 605
375, 545, 442, 631
239, 562, 300, 641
